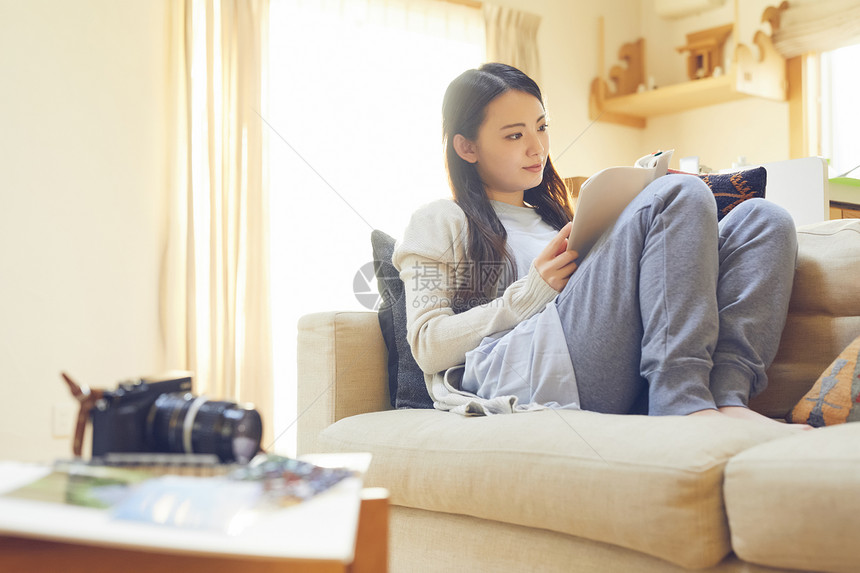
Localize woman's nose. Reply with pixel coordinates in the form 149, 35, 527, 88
527, 132, 545, 157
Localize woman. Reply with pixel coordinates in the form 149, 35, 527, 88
392, 62, 805, 427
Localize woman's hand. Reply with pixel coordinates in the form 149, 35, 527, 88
535, 222, 579, 292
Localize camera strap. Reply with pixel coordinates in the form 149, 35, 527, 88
61, 372, 105, 458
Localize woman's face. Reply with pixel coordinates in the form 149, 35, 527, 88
466, 90, 549, 205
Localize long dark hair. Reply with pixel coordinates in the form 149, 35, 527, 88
442, 63, 573, 310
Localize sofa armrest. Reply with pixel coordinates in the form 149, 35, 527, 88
296, 311, 393, 455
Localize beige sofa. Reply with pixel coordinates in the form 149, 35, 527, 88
297, 218, 860, 572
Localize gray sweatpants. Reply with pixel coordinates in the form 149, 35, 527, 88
555, 174, 797, 416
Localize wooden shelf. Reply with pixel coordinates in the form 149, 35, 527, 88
601, 75, 748, 118
589, 2, 789, 128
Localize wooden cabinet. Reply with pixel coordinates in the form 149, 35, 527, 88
830, 202, 860, 219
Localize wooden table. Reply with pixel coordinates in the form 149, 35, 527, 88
0, 459, 388, 573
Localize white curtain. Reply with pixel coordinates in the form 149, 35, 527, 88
483, 3, 542, 81
267, 0, 484, 454
163, 0, 274, 447
772, 0, 860, 58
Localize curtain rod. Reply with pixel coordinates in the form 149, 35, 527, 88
438, 0, 482, 9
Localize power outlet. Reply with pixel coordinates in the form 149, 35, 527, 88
52, 403, 77, 438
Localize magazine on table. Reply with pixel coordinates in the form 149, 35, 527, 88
2, 453, 367, 534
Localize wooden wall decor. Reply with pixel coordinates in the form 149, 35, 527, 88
609, 38, 646, 96
676, 23, 733, 80
588, 19, 646, 129
735, 1, 789, 100
589, 2, 789, 129
761, 1, 788, 32
588, 77, 646, 129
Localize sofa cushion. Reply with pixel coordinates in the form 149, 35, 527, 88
724, 423, 860, 573
319, 408, 798, 569
754, 219, 860, 418
787, 334, 860, 426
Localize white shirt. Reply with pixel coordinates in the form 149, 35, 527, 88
491, 200, 558, 283
460, 201, 581, 411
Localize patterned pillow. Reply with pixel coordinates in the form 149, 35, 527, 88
370, 230, 434, 409
787, 335, 860, 427
668, 166, 767, 220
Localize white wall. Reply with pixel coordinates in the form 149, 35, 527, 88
642, 98, 789, 170
0, 0, 168, 462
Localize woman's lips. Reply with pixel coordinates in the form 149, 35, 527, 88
524, 164, 543, 173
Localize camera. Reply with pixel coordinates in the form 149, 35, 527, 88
69, 371, 263, 464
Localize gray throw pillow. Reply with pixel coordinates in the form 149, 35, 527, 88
370, 230, 434, 409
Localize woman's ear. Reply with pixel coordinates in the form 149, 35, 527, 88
453, 134, 478, 164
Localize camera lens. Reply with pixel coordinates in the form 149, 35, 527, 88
148, 392, 263, 463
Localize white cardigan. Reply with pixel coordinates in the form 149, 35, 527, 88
391, 199, 567, 414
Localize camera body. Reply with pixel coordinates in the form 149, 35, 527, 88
87, 371, 262, 464
90, 372, 192, 458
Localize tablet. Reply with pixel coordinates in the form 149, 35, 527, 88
567, 150, 673, 260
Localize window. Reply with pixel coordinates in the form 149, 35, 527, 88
266, 0, 485, 453
820, 43, 860, 177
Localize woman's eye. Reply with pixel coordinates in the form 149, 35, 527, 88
539, 123, 549, 131
507, 133, 522, 140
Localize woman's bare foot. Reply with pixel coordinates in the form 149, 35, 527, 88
717, 406, 815, 430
